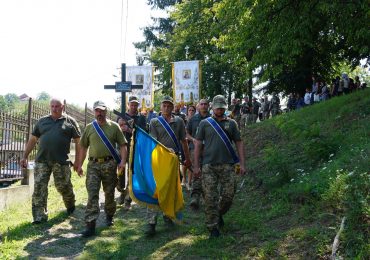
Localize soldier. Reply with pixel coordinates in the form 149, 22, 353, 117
145, 96, 191, 236
186, 99, 211, 210
20, 98, 81, 224
77, 101, 127, 237
117, 96, 147, 209
251, 97, 261, 123
269, 93, 280, 117
262, 95, 270, 120
240, 96, 251, 128
193, 95, 246, 239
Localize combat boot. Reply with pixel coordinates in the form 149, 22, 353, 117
144, 224, 156, 236
66, 205, 75, 215
81, 221, 96, 237
190, 195, 200, 210
106, 215, 114, 226
209, 227, 220, 239
117, 193, 125, 205
218, 216, 224, 228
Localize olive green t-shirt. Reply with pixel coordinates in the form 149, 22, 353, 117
149, 115, 186, 152
195, 116, 241, 165
32, 114, 81, 164
80, 120, 127, 158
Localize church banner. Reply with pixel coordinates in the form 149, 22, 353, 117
126, 66, 154, 109
172, 60, 200, 104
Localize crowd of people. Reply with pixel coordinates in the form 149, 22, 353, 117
289, 74, 368, 111
19, 73, 366, 240
21, 95, 246, 240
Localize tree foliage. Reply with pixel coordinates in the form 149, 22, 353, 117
36, 91, 51, 101
137, 0, 369, 98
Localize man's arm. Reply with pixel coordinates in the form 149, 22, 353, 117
72, 137, 80, 172
235, 140, 246, 175
20, 135, 38, 168
118, 143, 128, 173
192, 139, 202, 178
76, 145, 88, 177
180, 139, 191, 168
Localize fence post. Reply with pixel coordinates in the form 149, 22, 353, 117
26, 98, 33, 142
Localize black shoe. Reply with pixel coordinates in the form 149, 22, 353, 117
144, 224, 156, 236
32, 218, 47, 225
209, 227, 220, 239
67, 205, 75, 215
218, 216, 224, 228
81, 221, 96, 238
106, 215, 114, 226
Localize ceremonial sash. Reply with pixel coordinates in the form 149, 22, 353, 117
92, 120, 121, 163
157, 116, 185, 162
205, 117, 239, 163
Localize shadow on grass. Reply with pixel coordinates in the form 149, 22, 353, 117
19, 204, 88, 259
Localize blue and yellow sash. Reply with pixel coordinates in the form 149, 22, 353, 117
92, 120, 121, 163
205, 117, 239, 163
157, 116, 185, 162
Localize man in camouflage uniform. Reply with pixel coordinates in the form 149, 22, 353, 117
117, 96, 147, 209
21, 98, 81, 224
193, 95, 246, 239
240, 96, 251, 128
262, 95, 270, 120
145, 96, 191, 236
77, 101, 127, 237
269, 93, 280, 117
251, 97, 261, 123
186, 99, 210, 210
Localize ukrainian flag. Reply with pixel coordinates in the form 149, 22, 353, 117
129, 127, 184, 222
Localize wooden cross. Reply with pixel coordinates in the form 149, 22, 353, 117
104, 63, 143, 118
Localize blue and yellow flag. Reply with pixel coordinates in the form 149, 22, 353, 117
129, 127, 184, 222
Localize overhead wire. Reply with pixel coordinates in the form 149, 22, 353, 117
119, 0, 129, 63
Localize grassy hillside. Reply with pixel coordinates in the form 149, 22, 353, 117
241, 89, 369, 258
0, 90, 369, 259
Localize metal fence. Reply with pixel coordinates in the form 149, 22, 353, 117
0, 98, 116, 184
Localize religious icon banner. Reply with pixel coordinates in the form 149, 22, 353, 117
172, 60, 200, 104
126, 66, 154, 109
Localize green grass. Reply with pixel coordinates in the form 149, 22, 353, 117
0, 90, 369, 259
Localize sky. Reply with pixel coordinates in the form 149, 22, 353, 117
0, 0, 164, 109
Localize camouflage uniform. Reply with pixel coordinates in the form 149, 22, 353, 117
186, 112, 211, 206
147, 112, 186, 226
270, 95, 280, 117
31, 114, 81, 222
33, 162, 75, 222
85, 160, 118, 222
80, 119, 127, 223
202, 164, 236, 230
195, 112, 241, 231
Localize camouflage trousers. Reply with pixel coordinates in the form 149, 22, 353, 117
202, 164, 236, 231
85, 160, 118, 223
32, 162, 75, 222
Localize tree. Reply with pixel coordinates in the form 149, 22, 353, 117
4, 93, 19, 110
137, 0, 370, 98
36, 91, 51, 101
0, 95, 8, 111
